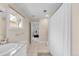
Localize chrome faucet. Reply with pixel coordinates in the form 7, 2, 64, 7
0, 38, 8, 45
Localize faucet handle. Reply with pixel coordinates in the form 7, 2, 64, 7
0, 40, 5, 45
1, 39, 5, 42
0, 38, 8, 45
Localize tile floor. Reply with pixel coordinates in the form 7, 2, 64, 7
27, 40, 49, 56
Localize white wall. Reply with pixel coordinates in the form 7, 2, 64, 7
39, 18, 48, 43
72, 4, 79, 56
48, 4, 71, 56
7, 18, 29, 43
0, 4, 8, 42
0, 13, 7, 42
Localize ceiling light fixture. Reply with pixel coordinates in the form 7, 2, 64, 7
43, 10, 47, 13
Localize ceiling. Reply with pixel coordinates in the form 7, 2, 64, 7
13, 3, 62, 19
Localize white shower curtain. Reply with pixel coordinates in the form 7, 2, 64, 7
48, 4, 71, 56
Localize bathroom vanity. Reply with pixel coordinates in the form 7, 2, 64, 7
0, 41, 27, 56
